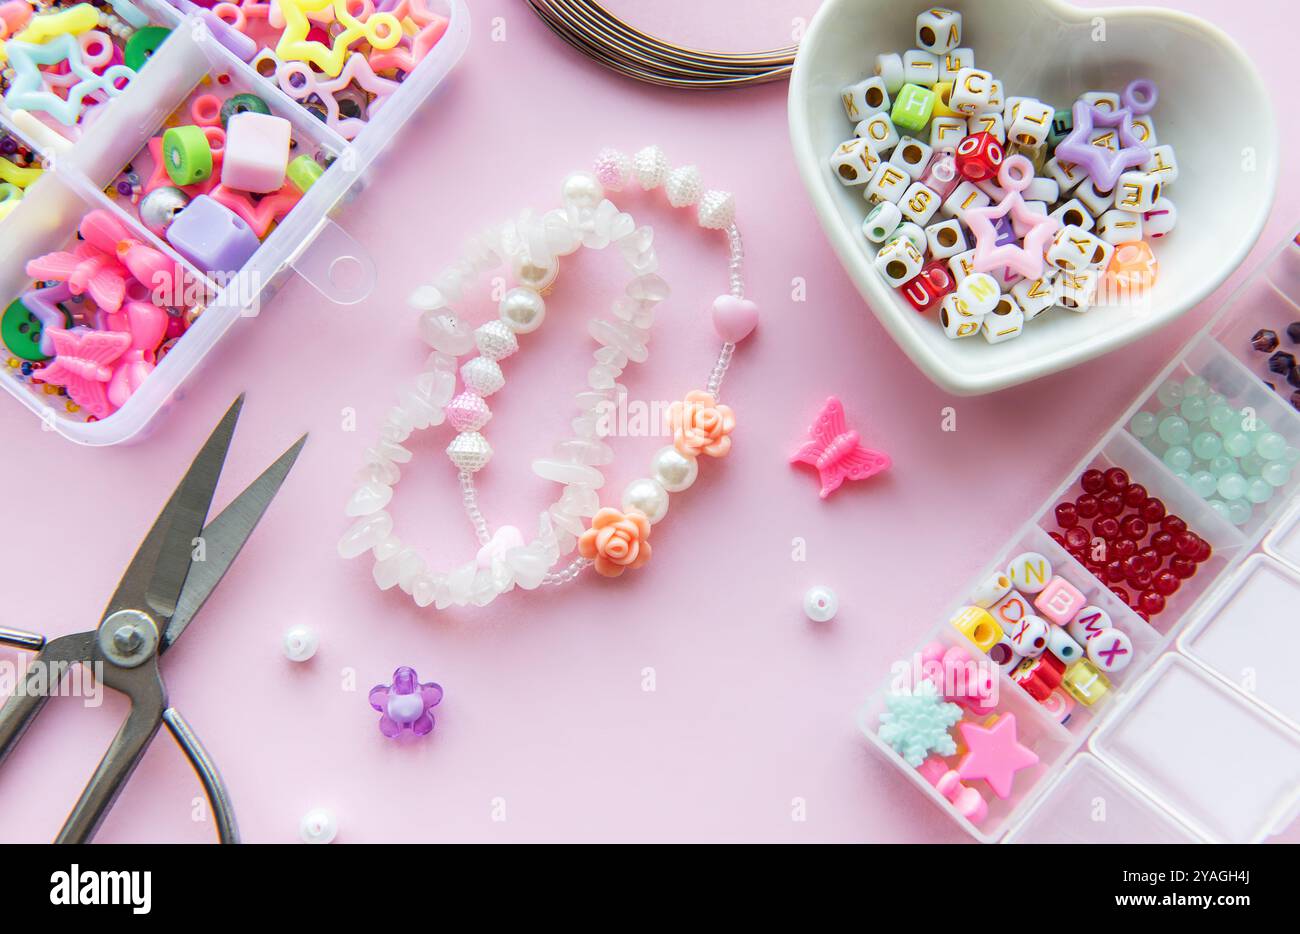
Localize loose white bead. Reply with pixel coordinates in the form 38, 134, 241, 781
650, 445, 698, 492
460, 357, 505, 396
499, 287, 546, 333
697, 190, 736, 229
447, 431, 493, 472
300, 808, 337, 844
283, 625, 318, 662
621, 477, 669, 524
633, 145, 669, 189
474, 320, 518, 361
665, 165, 703, 208
804, 586, 839, 622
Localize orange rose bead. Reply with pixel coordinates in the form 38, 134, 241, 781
578, 507, 652, 578
668, 389, 735, 459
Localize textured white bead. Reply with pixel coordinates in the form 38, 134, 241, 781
633, 145, 669, 189
650, 445, 698, 492
445, 391, 491, 432
593, 147, 631, 190
621, 477, 669, 524
555, 483, 600, 519
474, 320, 518, 361
460, 356, 505, 396
665, 165, 703, 207
338, 511, 393, 558
447, 431, 493, 472
418, 311, 475, 356
697, 190, 735, 229
346, 482, 391, 517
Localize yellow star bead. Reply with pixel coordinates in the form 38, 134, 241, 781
275, 0, 402, 78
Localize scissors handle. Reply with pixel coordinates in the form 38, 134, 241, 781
163, 707, 240, 844
0, 631, 96, 768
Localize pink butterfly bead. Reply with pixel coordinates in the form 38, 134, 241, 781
790, 396, 891, 498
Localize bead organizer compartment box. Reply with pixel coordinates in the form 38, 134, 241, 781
863, 224, 1300, 843
0, 0, 468, 444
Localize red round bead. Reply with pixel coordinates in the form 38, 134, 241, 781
1174, 530, 1200, 557
1080, 469, 1105, 494
1048, 531, 1066, 548
1055, 502, 1079, 528
1139, 546, 1161, 571
1169, 555, 1196, 579
1110, 585, 1130, 604
1193, 539, 1213, 563
1120, 515, 1148, 540
1093, 516, 1120, 540
1134, 608, 1151, 623
1064, 526, 1090, 551
1129, 568, 1154, 590
1153, 570, 1179, 596
1106, 559, 1127, 583
1103, 467, 1130, 492
1150, 530, 1175, 556
1112, 538, 1137, 560
1099, 492, 1125, 517
1161, 515, 1187, 535
1121, 554, 1145, 576
1123, 483, 1148, 508
1140, 497, 1167, 523
1138, 590, 1166, 615
1076, 494, 1100, 519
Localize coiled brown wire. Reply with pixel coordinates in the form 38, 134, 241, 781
525, 0, 797, 89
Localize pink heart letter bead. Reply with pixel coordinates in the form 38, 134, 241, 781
711, 294, 758, 343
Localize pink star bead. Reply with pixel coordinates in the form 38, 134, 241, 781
956, 712, 1038, 799
965, 155, 1060, 280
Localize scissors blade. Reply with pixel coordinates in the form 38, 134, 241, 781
104, 396, 244, 624
162, 433, 307, 651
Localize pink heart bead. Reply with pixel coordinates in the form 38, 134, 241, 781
711, 295, 758, 343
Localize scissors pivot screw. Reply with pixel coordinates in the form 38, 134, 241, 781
98, 610, 160, 669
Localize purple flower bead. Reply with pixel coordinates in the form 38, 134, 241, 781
368, 667, 443, 738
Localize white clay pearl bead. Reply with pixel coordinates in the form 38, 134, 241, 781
447, 431, 493, 472
665, 165, 703, 208
804, 586, 839, 622
300, 808, 337, 844
593, 147, 631, 190
650, 445, 698, 492
621, 477, 669, 524
562, 171, 604, 211
474, 320, 518, 361
461, 357, 505, 396
499, 287, 546, 334
697, 190, 736, 230
633, 145, 669, 189
282, 625, 318, 662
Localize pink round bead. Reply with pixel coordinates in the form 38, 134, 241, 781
445, 392, 491, 432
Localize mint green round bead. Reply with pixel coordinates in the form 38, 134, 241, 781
1285, 447, 1300, 465
1223, 431, 1253, 457
1179, 395, 1208, 423
1174, 470, 1193, 484
1191, 432, 1221, 460
1182, 374, 1209, 398
1239, 452, 1265, 476
1227, 500, 1252, 526
1163, 445, 1192, 472
1217, 472, 1247, 500
1210, 455, 1236, 476
1190, 470, 1217, 498
1129, 411, 1158, 438
1256, 431, 1288, 461
1263, 462, 1291, 487
1208, 405, 1237, 434
1158, 415, 1190, 445
1156, 381, 1185, 407
1207, 499, 1231, 521
1205, 392, 1227, 408
1246, 477, 1273, 504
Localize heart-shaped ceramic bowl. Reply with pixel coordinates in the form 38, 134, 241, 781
789, 0, 1276, 395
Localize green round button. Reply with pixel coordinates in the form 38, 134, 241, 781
162, 124, 212, 186
2, 297, 69, 363
219, 93, 272, 128
124, 26, 171, 72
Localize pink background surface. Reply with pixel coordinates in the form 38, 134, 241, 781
1, 0, 1297, 843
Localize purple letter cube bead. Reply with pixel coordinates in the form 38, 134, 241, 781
165, 194, 260, 275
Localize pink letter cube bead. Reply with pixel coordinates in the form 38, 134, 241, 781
1033, 576, 1086, 626
222, 112, 291, 194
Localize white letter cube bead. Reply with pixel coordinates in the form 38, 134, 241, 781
855, 113, 900, 154
829, 138, 880, 186
1007, 552, 1054, 594
925, 218, 966, 259
1054, 269, 1101, 313
929, 116, 968, 152
875, 52, 905, 94
1011, 275, 1054, 320
840, 76, 890, 122
1075, 178, 1116, 216
1067, 605, 1113, 645
861, 201, 903, 243
1008, 615, 1050, 657
874, 236, 924, 286
890, 137, 934, 180
967, 111, 1005, 143
892, 221, 927, 254
990, 589, 1033, 635
1081, 90, 1121, 112
1048, 225, 1109, 272
939, 293, 982, 339
864, 163, 910, 204
1008, 99, 1053, 147
971, 571, 1013, 608
1143, 196, 1177, 239
1050, 198, 1094, 232
957, 272, 999, 315
1086, 627, 1134, 673
899, 182, 941, 225
948, 248, 977, 285
938, 47, 973, 81
980, 298, 1024, 343
1114, 170, 1162, 213
916, 7, 961, 53
1096, 209, 1144, 244
1045, 155, 1086, 193
984, 78, 1004, 113
1131, 115, 1157, 147
1141, 144, 1179, 184
903, 50, 939, 86
1047, 626, 1085, 664
1024, 176, 1059, 204
222, 112, 291, 193
941, 180, 990, 221
950, 68, 993, 115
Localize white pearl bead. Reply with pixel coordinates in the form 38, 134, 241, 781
561, 171, 604, 211
621, 477, 669, 524
499, 287, 546, 333
803, 586, 838, 622
282, 625, 318, 662
300, 808, 338, 844
511, 251, 558, 291
650, 445, 698, 492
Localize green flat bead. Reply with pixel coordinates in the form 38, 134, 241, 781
124, 26, 171, 72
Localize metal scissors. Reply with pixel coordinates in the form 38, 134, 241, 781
0, 396, 306, 843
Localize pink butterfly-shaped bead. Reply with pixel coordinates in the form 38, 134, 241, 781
790, 396, 891, 499
35, 328, 132, 419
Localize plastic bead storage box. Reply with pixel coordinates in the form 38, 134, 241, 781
862, 224, 1300, 844
0, 0, 469, 444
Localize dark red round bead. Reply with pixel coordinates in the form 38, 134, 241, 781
1112, 538, 1137, 560
1134, 608, 1151, 623
1103, 467, 1130, 492
1162, 515, 1187, 535
1099, 492, 1124, 517
1138, 590, 1166, 615
1174, 530, 1200, 557
1139, 547, 1161, 571
1080, 468, 1105, 494
1106, 559, 1127, 583
1064, 526, 1090, 551
1055, 502, 1079, 528
1123, 483, 1148, 507
1129, 568, 1154, 590
1169, 555, 1196, 579
1140, 497, 1167, 523
1120, 515, 1148, 540
1153, 570, 1179, 596
1150, 530, 1175, 555
1193, 539, 1212, 563
1094, 516, 1120, 540
1109, 585, 1130, 604
1121, 554, 1145, 576
1076, 494, 1100, 519
1048, 531, 1066, 548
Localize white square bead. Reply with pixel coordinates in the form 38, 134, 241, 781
1096, 208, 1144, 244
984, 78, 1004, 114
840, 76, 890, 122
889, 136, 934, 180
1045, 155, 1086, 193
915, 7, 961, 54
967, 111, 1004, 143
1050, 198, 1094, 232
947, 248, 977, 285
874, 52, 905, 94
941, 180, 990, 221
925, 218, 966, 259
1080, 90, 1120, 112
902, 50, 940, 86
1131, 115, 1157, 147
861, 201, 903, 243
1011, 275, 1055, 320
938, 47, 973, 81
1054, 268, 1101, 312
949, 68, 993, 115
899, 181, 941, 225
855, 113, 900, 155
222, 112, 291, 193
1047, 225, 1109, 272
874, 235, 925, 286
939, 293, 982, 338
1024, 176, 1059, 203
981, 299, 1024, 342
864, 163, 911, 204
1142, 196, 1177, 239
929, 116, 968, 151
1113, 170, 1162, 213
1007, 98, 1053, 147
1075, 177, 1116, 216
829, 138, 880, 186
1141, 144, 1179, 184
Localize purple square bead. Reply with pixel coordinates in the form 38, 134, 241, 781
165, 195, 260, 275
